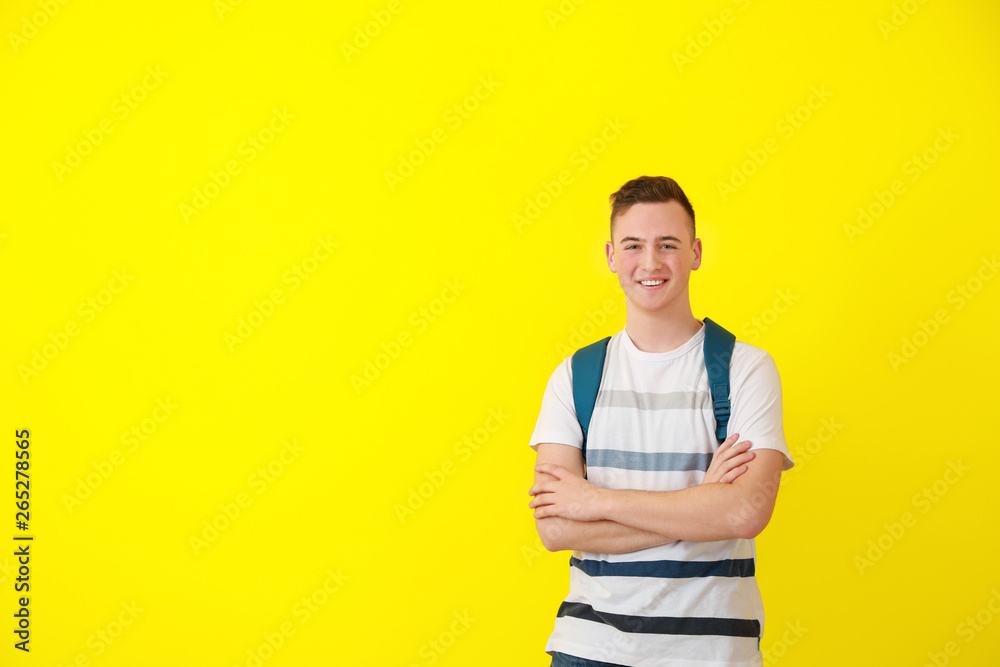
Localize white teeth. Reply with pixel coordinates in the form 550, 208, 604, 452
640, 280, 664, 286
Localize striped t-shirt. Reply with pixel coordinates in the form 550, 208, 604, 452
529, 321, 794, 667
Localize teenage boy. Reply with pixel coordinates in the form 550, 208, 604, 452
528, 175, 794, 667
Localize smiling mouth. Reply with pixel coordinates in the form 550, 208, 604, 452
639, 279, 665, 287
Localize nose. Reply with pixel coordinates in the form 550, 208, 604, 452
640, 247, 662, 272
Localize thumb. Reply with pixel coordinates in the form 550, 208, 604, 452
534, 462, 566, 478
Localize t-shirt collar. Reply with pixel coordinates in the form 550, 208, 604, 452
621, 320, 706, 361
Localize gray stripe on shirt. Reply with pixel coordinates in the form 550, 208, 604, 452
586, 448, 712, 472
597, 390, 710, 411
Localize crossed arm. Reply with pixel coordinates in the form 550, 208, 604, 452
528, 433, 785, 553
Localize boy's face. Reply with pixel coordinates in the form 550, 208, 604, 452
605, 201, 702, 316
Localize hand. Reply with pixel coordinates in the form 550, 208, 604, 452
701, 432, 754, 485
528, 463, 606, 521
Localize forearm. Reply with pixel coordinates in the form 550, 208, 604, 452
598, 483, 757, 542
536, 516, 675, 554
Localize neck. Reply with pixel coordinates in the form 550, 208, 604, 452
623, 299, 701, 353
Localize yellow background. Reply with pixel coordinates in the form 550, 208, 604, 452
2, 0, 999, 665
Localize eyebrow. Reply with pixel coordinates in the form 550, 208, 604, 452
619, 235, 683, 246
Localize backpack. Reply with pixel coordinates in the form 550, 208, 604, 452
570, 318, 736, 462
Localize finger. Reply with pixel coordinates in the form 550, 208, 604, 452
530, 493, 554, 508
722, 450, 755, 468
721, 441, 753, 462
712, 444, 742, 466
718, 433, 740, 450
718, 456, 753, 480
722, 465, 748, 483
717, 455, 747, 478
528, 482, 553, 496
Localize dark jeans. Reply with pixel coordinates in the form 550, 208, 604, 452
550, 651, 630, 667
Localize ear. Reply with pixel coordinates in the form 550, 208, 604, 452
605, 241, 617, 273
691, 237, 702, 270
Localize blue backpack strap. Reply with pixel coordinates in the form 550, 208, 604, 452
702, 317, 736, 444
571, 336, 611, 459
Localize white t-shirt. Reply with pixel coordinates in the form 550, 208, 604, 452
529, 321, 794, 667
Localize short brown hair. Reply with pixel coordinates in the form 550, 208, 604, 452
608, 175, 695, 242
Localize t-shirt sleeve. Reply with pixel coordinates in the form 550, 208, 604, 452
528, 356, 584, 451
728, 349, 795, 471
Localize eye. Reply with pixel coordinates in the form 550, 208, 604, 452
625, 244, 639, 250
